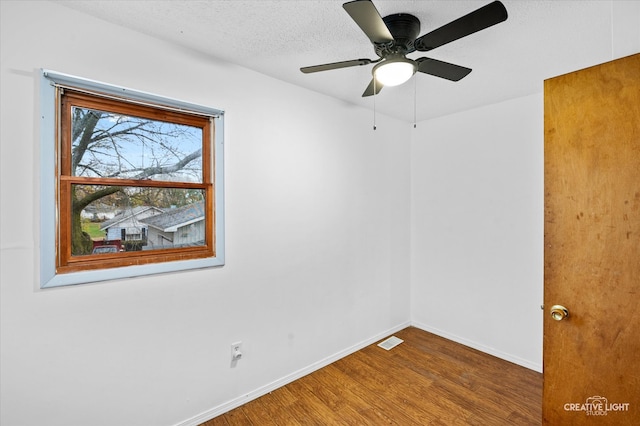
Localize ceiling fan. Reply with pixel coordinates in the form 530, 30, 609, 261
300, 0, 508, 97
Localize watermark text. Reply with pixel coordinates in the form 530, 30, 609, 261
564, 396, 630, 416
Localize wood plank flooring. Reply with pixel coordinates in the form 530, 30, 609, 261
201, 327, 542, 425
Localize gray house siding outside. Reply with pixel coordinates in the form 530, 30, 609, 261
141, 202, 205, 249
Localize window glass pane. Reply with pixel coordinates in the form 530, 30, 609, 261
71, 106, 203, 182
73, 185, 206, 256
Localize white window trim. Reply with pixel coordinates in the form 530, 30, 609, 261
39, 70, 225, 288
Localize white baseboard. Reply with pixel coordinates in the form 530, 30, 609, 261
411, 321, 543, 373
176, 321, 411, 426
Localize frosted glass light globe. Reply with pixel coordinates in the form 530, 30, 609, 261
374, 58, 416, 86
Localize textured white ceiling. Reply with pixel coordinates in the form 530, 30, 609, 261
54, 0, 636, 123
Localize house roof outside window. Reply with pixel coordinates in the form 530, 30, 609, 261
140, 202, 205, 232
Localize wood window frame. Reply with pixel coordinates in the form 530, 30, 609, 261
40, 70, 225, 288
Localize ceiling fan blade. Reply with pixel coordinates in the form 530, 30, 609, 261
300, 58, 377, 74
362, 78, 384, 97
343, 0, 394, 44
416, 57, 472, 81
414, 1, 508, 52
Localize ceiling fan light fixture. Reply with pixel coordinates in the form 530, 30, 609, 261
373, 57, 416, 87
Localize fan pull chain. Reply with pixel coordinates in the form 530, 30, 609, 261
413, 76, 417, 128
373, 78, 377, 131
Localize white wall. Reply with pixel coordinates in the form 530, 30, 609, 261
410, 94, 544, 371
0, 2, 410, 426
408, 0, 640, 373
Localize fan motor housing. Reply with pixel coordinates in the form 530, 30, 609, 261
377, 13, 421, 55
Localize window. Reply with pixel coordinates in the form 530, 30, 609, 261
40, 70, 225, 288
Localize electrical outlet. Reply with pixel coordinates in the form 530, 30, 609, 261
231, 341, 243, 361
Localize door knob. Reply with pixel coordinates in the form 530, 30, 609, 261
550, 305, 569, 321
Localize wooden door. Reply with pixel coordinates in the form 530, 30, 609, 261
543, 53, 640, 425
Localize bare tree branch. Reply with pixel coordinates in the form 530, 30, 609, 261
134, 149, 202, 179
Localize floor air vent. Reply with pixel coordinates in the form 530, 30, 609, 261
377, 336, 404, 350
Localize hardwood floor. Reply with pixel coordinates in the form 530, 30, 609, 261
201, 327, 542, 425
